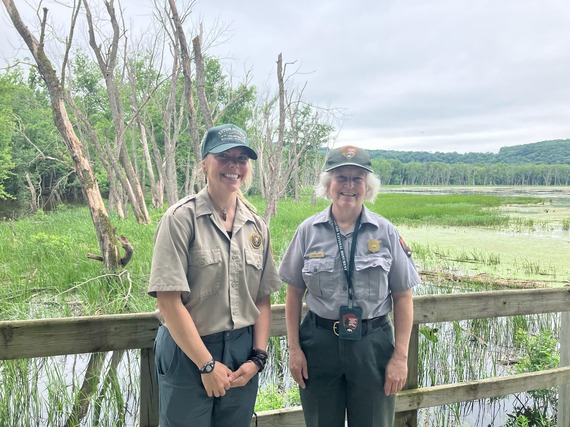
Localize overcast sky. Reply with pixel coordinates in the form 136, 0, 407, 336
2, 0, 570, 153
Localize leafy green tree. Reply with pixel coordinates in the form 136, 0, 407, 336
0, 105, 15, 199
0, 67, 69, 210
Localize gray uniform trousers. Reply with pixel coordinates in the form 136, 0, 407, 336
154, 325, 258, 427
299, 311, 396, 427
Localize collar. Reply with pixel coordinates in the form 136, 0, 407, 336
313, 204, 377, 228
194, 186, 257, 224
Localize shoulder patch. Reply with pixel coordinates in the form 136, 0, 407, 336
399, 236, 412, 258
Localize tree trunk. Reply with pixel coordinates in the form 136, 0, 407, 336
82, 0, 150, 224
193, 33, 213, 130
163, 53, 182, 205
2, 0, 123, 269
168, 0, 202, 195
25, 172, 38, 213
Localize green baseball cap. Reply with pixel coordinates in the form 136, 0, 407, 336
201, 124, 258, 160
325, 146, 373, 172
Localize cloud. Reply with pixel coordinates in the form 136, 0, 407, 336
2, 0, 570, 153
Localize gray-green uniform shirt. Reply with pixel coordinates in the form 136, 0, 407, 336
278, 205, 421, 320
148, 187, 282, 336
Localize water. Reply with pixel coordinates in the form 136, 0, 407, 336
5, 185, 567, 426
390, 186, 570, 287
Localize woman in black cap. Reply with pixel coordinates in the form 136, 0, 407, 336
279, 145, 421, 427
148, 124, 282, 426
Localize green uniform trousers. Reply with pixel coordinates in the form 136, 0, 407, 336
155, 325, 258, 427
299, 311, 396, 427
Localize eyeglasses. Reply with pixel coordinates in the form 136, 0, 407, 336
213, 153, 250, 165
333, 175, 366, 186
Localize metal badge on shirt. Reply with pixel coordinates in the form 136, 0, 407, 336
368, 239, 380, 253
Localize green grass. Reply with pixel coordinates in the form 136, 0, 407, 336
0, 191, 561, 426
0, 192, 544, 320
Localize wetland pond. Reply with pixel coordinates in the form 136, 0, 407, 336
9, 186, 569, 426
389, 185, 570, 287
378, 185, 569, 425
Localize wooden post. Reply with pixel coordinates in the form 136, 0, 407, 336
559, 311, 570, 427
395, 324, 419, 427
140, 347, 159, 427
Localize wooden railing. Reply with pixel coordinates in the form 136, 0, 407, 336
1, 287, 569, 427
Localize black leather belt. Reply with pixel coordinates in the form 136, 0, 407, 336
313, 312, 386, 336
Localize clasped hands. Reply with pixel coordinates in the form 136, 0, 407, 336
201, 360, 259, 398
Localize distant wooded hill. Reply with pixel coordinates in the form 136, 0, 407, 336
369, 139, 570, 165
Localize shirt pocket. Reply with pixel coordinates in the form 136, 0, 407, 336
188, 247, 223, 298
302, 257, 336, 297
244, 248, 263, 297
354, 254, 391, 301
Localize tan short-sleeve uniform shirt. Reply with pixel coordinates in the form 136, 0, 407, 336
148, 187, 282, 336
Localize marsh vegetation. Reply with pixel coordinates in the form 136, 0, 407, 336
1, 187, 568, 425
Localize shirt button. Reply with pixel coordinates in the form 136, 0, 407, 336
343, 287, 347, 291
313, 267, 318, 273
199, 260, 205, 265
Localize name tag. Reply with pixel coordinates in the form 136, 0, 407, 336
308, 252, 325, 259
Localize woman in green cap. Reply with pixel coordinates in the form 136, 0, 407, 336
148, 124, 281, 426
279, 145, 421, 427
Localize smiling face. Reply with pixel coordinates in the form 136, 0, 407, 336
202, 147, 251, 196
328, 166, 368, 212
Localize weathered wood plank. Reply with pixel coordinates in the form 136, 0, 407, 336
249, 407, 305, 427
395, 324, 419, 427
3, 289, 569, 359
559, 311, 570, 427
251, 366, 570, 426
413, 287, 570, 323
0, 312, 160, 359
140, 347, 158, 427
395, 366, 570, 411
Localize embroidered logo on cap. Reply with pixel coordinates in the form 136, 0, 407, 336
341, 146, 358, 159
250, 232, 262, 249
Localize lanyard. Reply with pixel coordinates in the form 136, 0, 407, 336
331, 210, 362, 309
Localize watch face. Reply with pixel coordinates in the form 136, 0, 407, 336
200, 360, 215, 373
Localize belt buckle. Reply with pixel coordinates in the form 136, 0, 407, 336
333, 321, 339, 336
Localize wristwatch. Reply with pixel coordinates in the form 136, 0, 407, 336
198, 359, 215, 374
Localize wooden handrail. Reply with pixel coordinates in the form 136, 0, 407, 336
1, 287, 569, 427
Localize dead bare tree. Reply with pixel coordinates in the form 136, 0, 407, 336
1, 0, 131, 269
82, 0, 150, 224
2, 6, 135, 424
256, 53, 336, 223
167, 0, 202, 195
166, 1, 256, 196
192, 30, 213, 130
